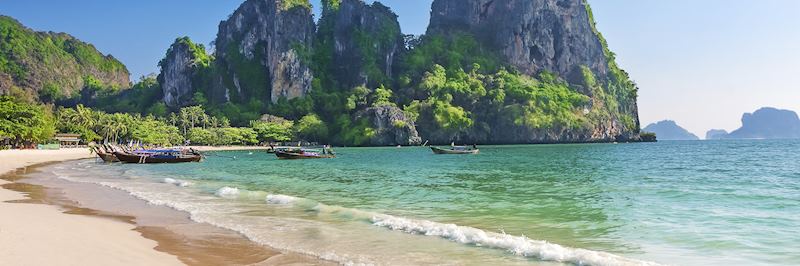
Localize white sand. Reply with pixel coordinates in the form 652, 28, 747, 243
0, 149, 183, 266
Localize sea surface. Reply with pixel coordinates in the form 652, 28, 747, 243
48, 140, 799, 265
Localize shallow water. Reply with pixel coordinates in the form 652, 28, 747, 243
48, 140, 800, 265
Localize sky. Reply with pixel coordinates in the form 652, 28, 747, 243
1, 0, 798, 138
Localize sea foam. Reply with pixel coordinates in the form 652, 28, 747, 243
370, 215, 661, 266
266, 194, 297, 204
163, 178, 192, 187
215, 187, 240, 198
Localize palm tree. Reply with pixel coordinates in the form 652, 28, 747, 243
210, 116, 219, 128
169, 113, 178, 127
73, 104, 97, 129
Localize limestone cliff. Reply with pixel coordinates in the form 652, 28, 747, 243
428, 0, 608, 83
317, 0, 404, 89
214, 0, 315, 104
356, 105, 422, 146
424, 0, 641, 143
158, 37, 212, 108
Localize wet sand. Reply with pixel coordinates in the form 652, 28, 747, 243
0, 149, 329, 266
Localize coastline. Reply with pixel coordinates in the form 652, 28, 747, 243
0, 148, 327, 266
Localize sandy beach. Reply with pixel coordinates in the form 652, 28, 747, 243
0, 148, 325, 266
0, 148, 183, 265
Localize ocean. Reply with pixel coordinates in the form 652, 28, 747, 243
46, 140, 799, 265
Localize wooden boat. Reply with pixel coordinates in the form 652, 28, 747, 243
431, 146, 480, 155
113, 150, 202, 164
275, 149, 335, 160
97, 151, 119, 163
90, 144, 120, 163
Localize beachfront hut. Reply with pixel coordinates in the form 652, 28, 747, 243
54, 133, 82, 148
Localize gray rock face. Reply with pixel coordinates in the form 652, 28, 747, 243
323, 0, 404, 89
424, 0, 640, 144
159, 40, 195, 108
356, 105, 422, 146
214, 0, 315, 103
428, 0, 608, 83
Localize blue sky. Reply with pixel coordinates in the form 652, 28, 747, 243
1, 0, 798, 137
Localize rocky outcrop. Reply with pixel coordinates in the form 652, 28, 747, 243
158, 37, 209, 108
428, 0, 608, 83
0, 16, 130, 101
424, 0, 640, 143
319, 0, 404, 89
356, 105, 422, 146
214, 0, 315, 104
706, 129, 728, 140
643, 120, 699, 140
725, 107, 800, 139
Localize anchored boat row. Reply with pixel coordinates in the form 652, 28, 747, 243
91, 144, 202, 164
91, 143, 479, 164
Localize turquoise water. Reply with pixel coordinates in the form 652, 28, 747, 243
53, 140, 799, 265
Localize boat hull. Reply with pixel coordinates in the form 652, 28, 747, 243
275, 151, 335, 160
113, 152, 202, 164
97, 152, 119, 163
431, 147, 480, 155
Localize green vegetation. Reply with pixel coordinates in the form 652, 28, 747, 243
91, 75, 163, 115
0, 4, 642, 146
282, 0, 312, 11
295, 114, 328, 142
584, 3, 639, 131
0, 16, 129, 103
640, 132, 657, 142
0, 96, 56, 147
321, 0, 342, 12
401, 33, 500, 81
0, 102, 295, 147
250, 119, 294, 143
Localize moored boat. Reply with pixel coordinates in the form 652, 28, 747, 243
275, 147, 335, 160
113, 149, 202, 164
90, 144, 120, 162
97, 151, 120, 163
431, 146, 480, 155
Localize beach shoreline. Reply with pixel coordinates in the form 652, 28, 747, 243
0, 148, 326, 266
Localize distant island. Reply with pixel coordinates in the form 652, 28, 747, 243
643, 120, 699, 140
705, 129, 728, 140
715, 107, 800, 139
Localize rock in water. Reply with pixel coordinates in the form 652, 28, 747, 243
705, 129, 728, 140
725, 107, 800, 139
214, 0, 315, 104
643, 120, 699, 140
356, 106, 422, 146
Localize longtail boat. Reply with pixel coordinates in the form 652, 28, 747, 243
90, 144, 120, 162
431, 146, 480, 155
97, 151, 120, 162
275, 148, 335, 160
113, 149, 202, 164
